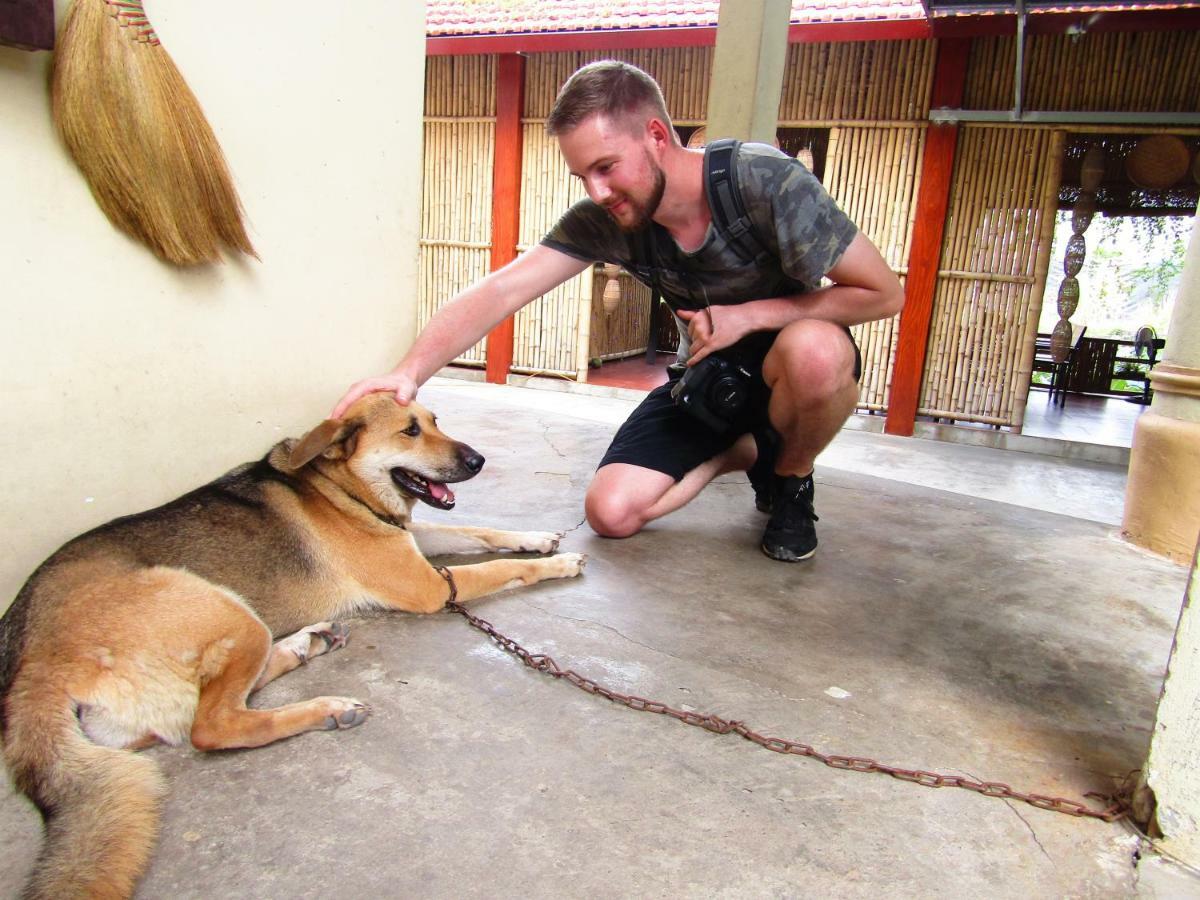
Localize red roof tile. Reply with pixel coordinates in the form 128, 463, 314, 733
427, 0, 927, 37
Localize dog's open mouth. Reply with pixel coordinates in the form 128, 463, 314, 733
390, 468, 456, 510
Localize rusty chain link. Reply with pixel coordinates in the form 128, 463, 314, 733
438, 574, 1127, 823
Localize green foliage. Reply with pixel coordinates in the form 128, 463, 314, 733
1038, 213, 1190, 339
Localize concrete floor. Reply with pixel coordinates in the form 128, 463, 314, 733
1, 377, 1194, 898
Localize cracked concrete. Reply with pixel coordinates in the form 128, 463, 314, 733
1, 376, 1195, 898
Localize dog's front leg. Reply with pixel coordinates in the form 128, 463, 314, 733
384, 555, 587, 613
445, 554, 586, 604
407, 522, 563, 556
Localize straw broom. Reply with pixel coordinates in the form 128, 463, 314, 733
52, 0, 255, 265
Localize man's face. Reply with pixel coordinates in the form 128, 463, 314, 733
558, 113, 666, 232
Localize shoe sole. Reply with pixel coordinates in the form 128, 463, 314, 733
760, 542, 816, 562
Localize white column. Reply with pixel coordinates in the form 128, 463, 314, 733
705, 0, 792, 144
1132, 210, 1200, 865
1140, 549, 1200, 864
1123, 211, 1200, 563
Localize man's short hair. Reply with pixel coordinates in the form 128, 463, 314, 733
546, 60, 674, 138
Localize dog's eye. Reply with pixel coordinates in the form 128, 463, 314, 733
402, 423, 421, 437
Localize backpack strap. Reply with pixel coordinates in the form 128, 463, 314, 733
705, 138, 771, 266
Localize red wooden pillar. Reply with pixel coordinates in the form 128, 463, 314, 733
485, 53, 526, 384
884, 38, 970, 436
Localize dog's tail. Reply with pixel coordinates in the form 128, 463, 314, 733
4, 687, 166, 900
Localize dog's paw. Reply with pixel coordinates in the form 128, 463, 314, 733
283, 622, 350, 665
312, 621, 350, 654
320, 698, 370, 731
551, 552, 587, 578
516, 531, 564, 554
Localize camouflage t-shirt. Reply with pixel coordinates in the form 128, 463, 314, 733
541, 141, 858, 318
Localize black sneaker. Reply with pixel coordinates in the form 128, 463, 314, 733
761, 474, 819, 562
748, 426, 780, 513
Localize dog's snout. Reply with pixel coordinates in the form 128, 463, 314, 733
462, 448, 485, 474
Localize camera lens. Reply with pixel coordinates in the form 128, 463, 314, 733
710, 374, 747, 415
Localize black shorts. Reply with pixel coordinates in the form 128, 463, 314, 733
598, 328, 861, 481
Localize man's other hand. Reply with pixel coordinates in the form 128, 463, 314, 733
677, 305, 753, 366
331, 372, 418, 419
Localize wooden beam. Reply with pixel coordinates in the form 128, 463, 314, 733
427, 5, 1199, 57
930, 6, 1200, 39
485, 53, 525, 385
427, 19, 931, 56
0, 0, 54, 51
885, 37, 970, 437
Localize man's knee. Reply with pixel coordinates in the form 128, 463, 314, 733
584, 489, 645, 538
766, 321, 855, 396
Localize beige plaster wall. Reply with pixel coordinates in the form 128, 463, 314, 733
1, 1, 427, 609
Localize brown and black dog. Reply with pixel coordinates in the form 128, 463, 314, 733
0, 394, 585, 899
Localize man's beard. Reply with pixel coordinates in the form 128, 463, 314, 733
605, 159, 666, 233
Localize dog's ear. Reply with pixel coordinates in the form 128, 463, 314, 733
288, 419, 363, 469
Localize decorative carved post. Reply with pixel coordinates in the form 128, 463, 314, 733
1051, 145, 1101, 363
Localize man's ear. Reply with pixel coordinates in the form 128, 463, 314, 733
646, 116, 672, 149
288, 418, 363, 469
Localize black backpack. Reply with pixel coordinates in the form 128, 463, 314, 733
703, 137, 773, 268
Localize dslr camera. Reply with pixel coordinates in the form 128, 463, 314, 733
669, 352, 754, 432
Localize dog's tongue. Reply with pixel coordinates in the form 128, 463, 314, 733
429, 481, 454, 504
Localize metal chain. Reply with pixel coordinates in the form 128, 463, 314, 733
442, 591, 1128, 823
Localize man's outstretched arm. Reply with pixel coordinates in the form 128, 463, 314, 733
333, 246, 591, 417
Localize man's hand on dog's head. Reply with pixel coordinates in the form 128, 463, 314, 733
332, 372, 418, 419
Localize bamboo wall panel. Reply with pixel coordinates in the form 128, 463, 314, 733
965, 32, 1200, 113
525, 48, 714, 121
419, 117, 495, 366
823, 125, 926, 411
918, 126, 1060, 426
418, 244, 491, 365
590, 274, 654, 361
524, 42, 935, 124
425, 55, 496, 117
514, 124, 593, 377
779, 41, 936, 122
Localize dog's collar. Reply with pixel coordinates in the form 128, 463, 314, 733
345, 491, 407, 530
307, 468, 407, 530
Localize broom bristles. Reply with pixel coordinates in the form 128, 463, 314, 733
52, 0, 257, 266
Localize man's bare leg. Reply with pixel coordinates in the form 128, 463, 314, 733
587, 319, 857, 544
585, 434, 756, 538
762, 319, 859, 476
759, 319, 859, 560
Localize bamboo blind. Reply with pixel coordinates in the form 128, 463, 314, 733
965, 32, 1200, 113
918, 126, 1061, 426
525, 47, 714, 121
779, 41, 936, 122
513, 124, 593, 378
419, 68, 496, 367
822, 125, 925, 411
524, 42, 935, 124
590, 272, 654, 361
425, 55, 495, 117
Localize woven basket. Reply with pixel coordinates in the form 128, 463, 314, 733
1126, 135, 1190, 190
1080, 145, 1105, 192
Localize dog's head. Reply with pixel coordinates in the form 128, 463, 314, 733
284, 394, 484, 517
